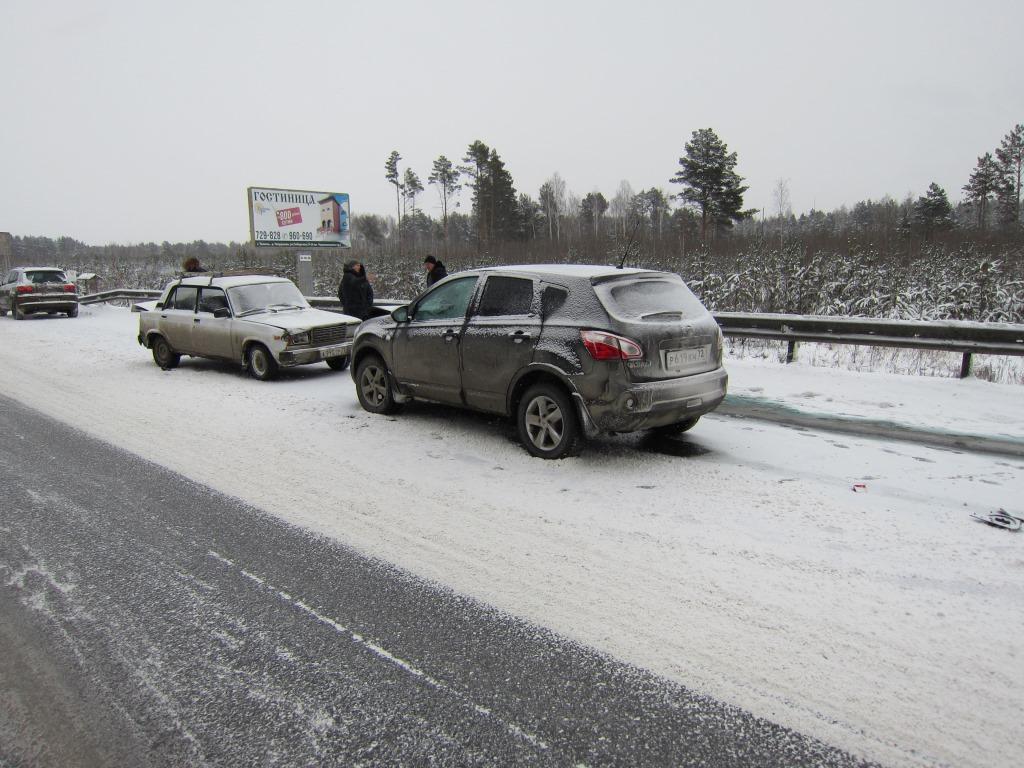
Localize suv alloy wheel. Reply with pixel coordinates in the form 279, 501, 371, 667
517, 383, 582, 459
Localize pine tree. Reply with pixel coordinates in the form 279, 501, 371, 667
428, 156, 461, 254
580, 192, 609, 236
670, 129, 750, 240
461, 141, 492, 245
402, 168, 423, 217
384, 151, 403, 253
911, 183, 954, 239
963, 152, 1000, 231
487, 149, 519, 241
995, 123, 1024, 229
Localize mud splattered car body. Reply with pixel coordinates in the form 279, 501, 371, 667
351, 265, 727, 458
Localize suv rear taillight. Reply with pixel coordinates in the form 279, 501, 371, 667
581, 330, 644, 361
15, 285, 34, 294
63, 283, 77, 293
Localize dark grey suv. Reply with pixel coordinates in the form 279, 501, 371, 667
351, 265, 727, 458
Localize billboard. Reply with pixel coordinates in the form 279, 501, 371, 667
247, 187, 351, 248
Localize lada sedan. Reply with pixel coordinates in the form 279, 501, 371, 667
351, 265, 727, 458
0, 267, 79, 319
138, 274, 360, 380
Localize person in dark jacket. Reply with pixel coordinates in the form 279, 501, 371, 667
339, 260, 374, 320
182, 256, 206, 273
424, 255, 448, 286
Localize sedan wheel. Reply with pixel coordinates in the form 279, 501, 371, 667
151, 336, 180, 369
247, 344, 279, 381
517, 383, 582, 459
355, 355, 399, 414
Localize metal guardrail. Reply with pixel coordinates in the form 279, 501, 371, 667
80, 289, 161, 305
82, 290, 1024, 378
715, 312, 1024, 377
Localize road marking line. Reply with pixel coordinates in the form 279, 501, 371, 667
207, 550, 550, 751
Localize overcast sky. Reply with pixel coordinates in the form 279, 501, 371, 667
2, 0, 1022, 245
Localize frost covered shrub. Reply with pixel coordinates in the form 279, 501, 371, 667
671, 244, 1024, 323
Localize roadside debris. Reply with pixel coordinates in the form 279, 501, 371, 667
971, 509, 1023, 532
851, 483, 867, 493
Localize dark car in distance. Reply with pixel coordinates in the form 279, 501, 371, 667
0, 267, 79, 319
351, 265, 728, 458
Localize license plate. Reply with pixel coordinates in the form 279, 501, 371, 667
664, 345, 709, 369
319, 343, 351, 360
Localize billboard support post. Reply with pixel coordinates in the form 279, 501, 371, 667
296, 253, 314, 297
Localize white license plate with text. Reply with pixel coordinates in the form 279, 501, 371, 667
319, 343, 351, 360
664, 345, 710, 369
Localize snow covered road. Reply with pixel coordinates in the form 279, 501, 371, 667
1, 305, 1022, 767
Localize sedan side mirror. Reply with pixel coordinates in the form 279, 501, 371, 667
213, 307, 230, 319
391, 306, 410, 323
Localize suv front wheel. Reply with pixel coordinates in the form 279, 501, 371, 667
517, 383, 582, 459
355, 354, 400, 414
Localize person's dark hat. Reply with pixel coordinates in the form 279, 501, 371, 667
424, 255, 437, 265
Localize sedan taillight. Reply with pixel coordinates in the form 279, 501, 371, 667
15, 285, 34, 294
580, 330, 644, 361
63, 283, 77, 293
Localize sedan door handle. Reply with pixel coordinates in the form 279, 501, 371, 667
443, 328, 456, 342
508, 331, 532, 343
194, 318, 201, 323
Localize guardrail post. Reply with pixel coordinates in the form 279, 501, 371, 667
959, 352, 972, 379
786, 340, 798, 364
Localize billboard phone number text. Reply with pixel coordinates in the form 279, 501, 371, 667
254, 231, 314, 242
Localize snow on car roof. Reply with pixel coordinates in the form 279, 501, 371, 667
474, 264, 658, 279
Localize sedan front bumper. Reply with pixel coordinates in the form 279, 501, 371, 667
278, 341, 353, 367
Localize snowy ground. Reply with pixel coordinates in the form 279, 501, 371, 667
2, 305, 1022, 768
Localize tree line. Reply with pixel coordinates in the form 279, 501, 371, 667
374, 123, 1024, 261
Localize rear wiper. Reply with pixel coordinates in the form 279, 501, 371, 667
640, 311, 683, 320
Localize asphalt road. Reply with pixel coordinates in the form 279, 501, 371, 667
0, 395, 873, 767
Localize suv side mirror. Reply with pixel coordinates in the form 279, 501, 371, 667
391, 306, 410, 323
213, 307, 230, 319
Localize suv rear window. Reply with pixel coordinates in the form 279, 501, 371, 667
597, 277, 707, 320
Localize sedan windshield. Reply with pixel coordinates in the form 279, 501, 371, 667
228, 282, 309, 316
27, 270, 67, 284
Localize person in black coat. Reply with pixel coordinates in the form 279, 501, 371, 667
424, 255, 448, 286
339, 260, 374, 320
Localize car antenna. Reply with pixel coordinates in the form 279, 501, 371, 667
618, 217, 641, 269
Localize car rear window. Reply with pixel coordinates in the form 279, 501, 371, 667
170, 286, 198, 311
596, 277, 707, 320
27, 270, 67, 284
478, 276, 533, 316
